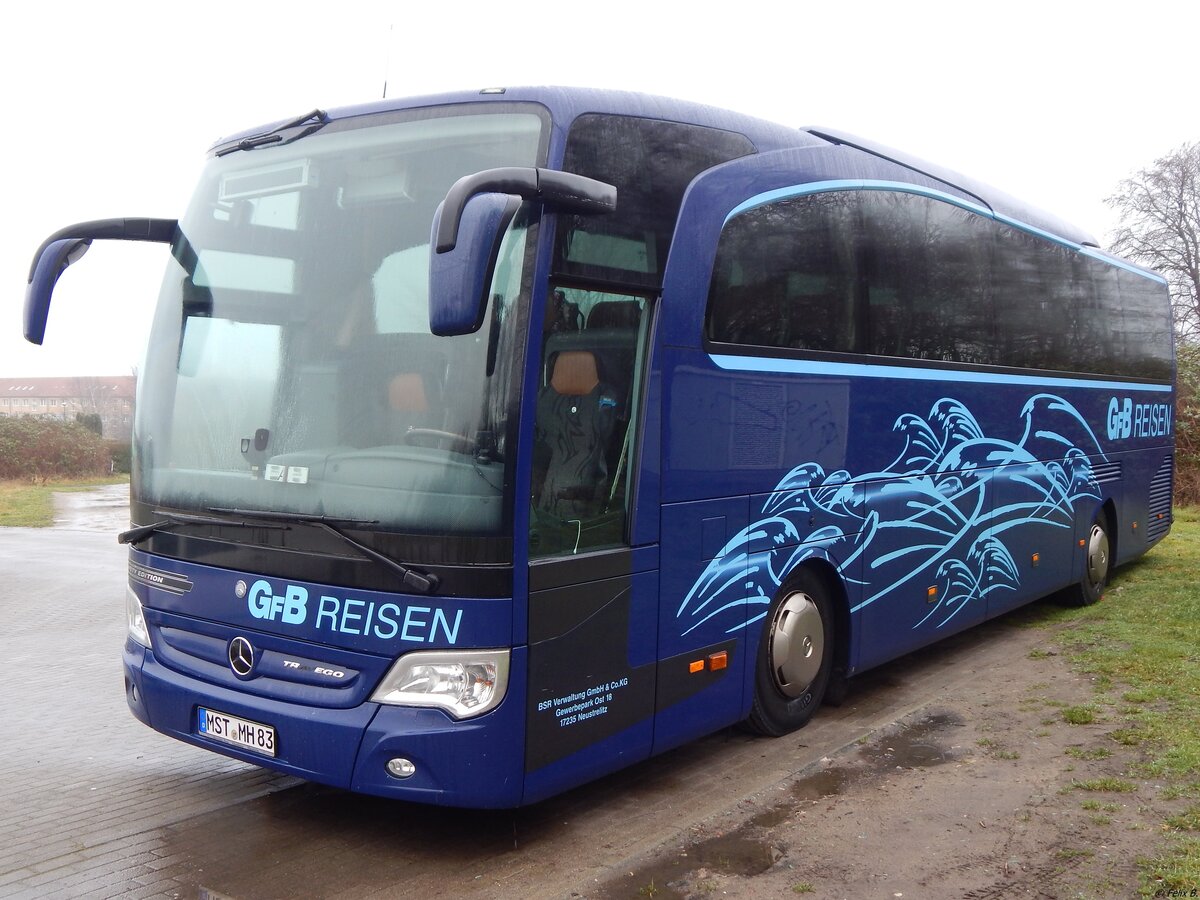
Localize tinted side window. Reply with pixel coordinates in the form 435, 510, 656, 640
990, 225, 1173, 379
706, 189, 1172, 380
706, 194, 861, 353
1066, 253, 1123, 376
558, 115, 754, 289
863, 193, 993, 364
991, 225, 1076, 371
1113, 266, 1174, 381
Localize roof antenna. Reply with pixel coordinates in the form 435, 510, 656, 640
382, 23, 393, 99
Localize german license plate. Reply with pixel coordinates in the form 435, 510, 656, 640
197, 707, 276, 757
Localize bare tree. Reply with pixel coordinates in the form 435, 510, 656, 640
1106, 142, 1200, 340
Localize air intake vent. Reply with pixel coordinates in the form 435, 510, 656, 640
1092, 460, 1122, 485
1146, 455, 1173, 541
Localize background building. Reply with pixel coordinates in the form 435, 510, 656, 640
0, 376, 136, 441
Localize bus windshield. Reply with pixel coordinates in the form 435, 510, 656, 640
134, 107, 546, 537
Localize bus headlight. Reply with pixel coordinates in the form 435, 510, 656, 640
370, 649, 509, 719
126, 587, 151, 648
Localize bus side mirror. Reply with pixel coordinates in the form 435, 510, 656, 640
428, 167, 616, 337
25, 239, 91, 344
428, 194, 521, 337
23, 217, 178, 345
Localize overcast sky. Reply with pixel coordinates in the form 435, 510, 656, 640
3, 0, 1195, 377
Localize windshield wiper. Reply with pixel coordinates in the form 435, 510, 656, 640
118, 510, 289, 545
209, 507, 441, 594
215, 109, 329, 157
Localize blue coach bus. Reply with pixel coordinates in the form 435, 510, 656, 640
25, 88, 1174, 807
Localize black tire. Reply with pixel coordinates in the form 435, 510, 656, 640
746, 568, 836, 736
1067, 512, 1111, 607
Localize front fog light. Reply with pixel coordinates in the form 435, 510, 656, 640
126, 587, 151, 648
386, 758, 417, 779
371, 649, 509, 719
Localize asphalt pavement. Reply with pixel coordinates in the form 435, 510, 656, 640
0, 486, 1054, 899
0, 488, 296, 899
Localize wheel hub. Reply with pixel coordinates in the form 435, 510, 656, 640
1086, 523, 1109, 589
769, 591, 824, 698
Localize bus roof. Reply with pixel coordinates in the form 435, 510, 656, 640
211, 86, 1098, 248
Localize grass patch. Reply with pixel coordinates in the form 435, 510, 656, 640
1034, 508, 1200, 779
1016, 508, 1200, 891
1061, 706, 1098, 725
1109, 728, 1145, 747
0, 477, 127, 528
1142, 837, 1200, 895
1068, 777, 1138, 794
1163, 784, 1200, 802
1122, 688, 1162, 704
1165, 806, 1200, 832
1055, 847, 1094, 861
1066, 746, 1112, 761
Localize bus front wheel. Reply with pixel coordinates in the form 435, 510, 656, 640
747, 570, 835, 736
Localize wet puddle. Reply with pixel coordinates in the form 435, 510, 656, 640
603, 709, 966, 896
687, 832, 782, 876
51, 483, 129, 533
609, 765, 851, 894
790, 765, 852, 801
861, 710, 966, 771
607, 831, 783, 898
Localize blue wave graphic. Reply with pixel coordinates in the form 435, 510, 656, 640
677, 395, 1104, 637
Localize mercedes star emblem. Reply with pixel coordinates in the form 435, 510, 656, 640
228, 636, 255, 677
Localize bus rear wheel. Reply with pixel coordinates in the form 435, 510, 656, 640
747, 570, 835, 736
1070, 514, 1111, 606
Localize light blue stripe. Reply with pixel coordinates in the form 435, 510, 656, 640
1079, 246, 1169, 284
709, 353, 1173, 394
724, 180, 993, 223
991, 211, 1081, 251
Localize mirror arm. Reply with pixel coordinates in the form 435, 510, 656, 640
435, 167, 616, 253
24, 218, 178, 345
27, 218, 178, 282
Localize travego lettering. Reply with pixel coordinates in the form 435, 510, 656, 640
240, 579, 462, 643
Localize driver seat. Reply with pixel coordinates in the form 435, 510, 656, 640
533, 350, 619, 519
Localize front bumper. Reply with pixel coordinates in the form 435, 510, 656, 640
123, 640, 528, 808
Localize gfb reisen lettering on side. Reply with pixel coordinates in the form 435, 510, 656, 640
241, 579, 462, 643
1107, 397, 1173, 441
